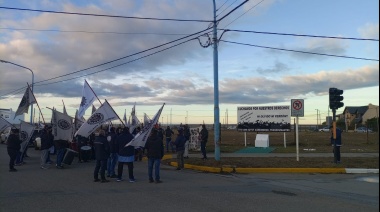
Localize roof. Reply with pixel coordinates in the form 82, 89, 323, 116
344, 106, 368, 115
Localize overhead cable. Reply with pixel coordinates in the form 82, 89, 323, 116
0, 6, 212, 22
220, 40, 379, 61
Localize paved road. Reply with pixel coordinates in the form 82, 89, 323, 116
0, 144, 378, 212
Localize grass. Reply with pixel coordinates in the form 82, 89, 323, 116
163, 129, 379, 169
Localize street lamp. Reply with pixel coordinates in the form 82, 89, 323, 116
315, 109, 320, 126
0, 60, 34, 124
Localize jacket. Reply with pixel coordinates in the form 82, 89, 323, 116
40, 130, 54, 150
107, 131, 119, 153
200, 128, 208, 143
54, 139, 68, 150
7, 134, 22, 151
173, 134, 186, 151
116, 131, 134, 157
94, 135, 110, 160
145, 134, 164, 159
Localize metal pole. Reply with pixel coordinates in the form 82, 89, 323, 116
213, 0, 220, 161
0, 60, 34, 124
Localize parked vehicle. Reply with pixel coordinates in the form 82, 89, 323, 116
354, 127, 373, 133
318, 127, 330, 132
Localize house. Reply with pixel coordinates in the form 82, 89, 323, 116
342, 104, 378, 128
0, 108, 25, 124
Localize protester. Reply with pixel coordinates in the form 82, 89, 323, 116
165, 126, 174, 153
200, 124, 208, 160
183, 124, 191, 159
54, 139, 68, 169
330, 126, 342, 163
172, 128, 186, 170
7, 129, 22, 172
40, 126, 54, 169
93, 130, 110, 183
107, 127, 118, 178
76, 135, 90, 162
145, 129, 164, 183
116, 128, 135, 182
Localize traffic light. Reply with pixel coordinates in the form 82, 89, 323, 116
329, 88, 344, 110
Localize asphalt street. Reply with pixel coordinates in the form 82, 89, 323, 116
0, 144, 378, 212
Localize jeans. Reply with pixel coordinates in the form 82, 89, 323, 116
94, 159, 108, 180
176, 150, 184, 168
56, 148, 66, 166
40, 149, 49, 167
148, 158, 161, 181
7, 148, 17, 170
118, 162, 134, 180
201, 142, 207, 159
333, 146, 341, 162
184, 140, 189, 157
107, 153, 118, 176
166, 137, 173, 152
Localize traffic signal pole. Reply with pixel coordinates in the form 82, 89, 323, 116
329, 87, 344, 164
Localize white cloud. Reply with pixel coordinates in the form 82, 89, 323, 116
358, 23, 379, 39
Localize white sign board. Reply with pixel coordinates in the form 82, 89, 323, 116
291, 99, 304, 117
237, 105, 291, 132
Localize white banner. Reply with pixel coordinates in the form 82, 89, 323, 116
77, 80, 97, 118
129, 103, 140, 134
0, 117, 13, 133
19, 120, 35, 153
14, 85, 36, 118
127, 104, 165, 147
52, 110, 73, 141
237, 105, 291, 132
75, 100, 119, 137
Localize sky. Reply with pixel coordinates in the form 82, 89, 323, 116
0, 0, 379, 126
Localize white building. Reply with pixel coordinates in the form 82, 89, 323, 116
0, 108, 25, 124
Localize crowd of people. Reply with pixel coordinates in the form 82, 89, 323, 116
5, 123, 210, 184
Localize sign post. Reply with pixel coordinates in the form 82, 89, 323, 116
291, 99, 304, 162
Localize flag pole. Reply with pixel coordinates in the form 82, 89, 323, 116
105, 99, 126, 127
85, 79, 102, 105
27, 83, 45, 124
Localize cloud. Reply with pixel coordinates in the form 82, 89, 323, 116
255, 61, 290, 74
358, 23, 379, 39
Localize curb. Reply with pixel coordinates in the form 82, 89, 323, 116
168, 162, 379, 174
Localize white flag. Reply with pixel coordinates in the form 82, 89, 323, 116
78, 80, 97, 118
129, 103, 140, 133
92, 105, 97, 114
123, 110, 127, 126
75, 100, 119, 137
62, 100, 68, 115
0, 117, 12, 133
144, 113, 151, 127
14, 85, 36, 119
52, 110, 73, 141
127, 103, 165, 147
19, 120, 35, 153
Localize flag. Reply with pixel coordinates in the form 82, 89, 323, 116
127, 103, 165, 147
144, 113, 151, 127
0, 117, 13, 133
52, 109, 73, 141
123, 109, 127, 126
62, 100, 68, 115
127, 116, 131, 127
92, 105, 96, 114
77, 80, 97, 118
129, 103, 140, 133
75, 100, 119, 137
19, 120, 35, 153
14, 85, 36, 119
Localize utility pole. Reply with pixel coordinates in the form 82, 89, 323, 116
212, 0, 220, 161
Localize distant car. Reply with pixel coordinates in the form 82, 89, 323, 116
318, 127, 330, 132
354, 127, 373, 133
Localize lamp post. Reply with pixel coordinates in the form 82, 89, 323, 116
315, 109, 319, 127
0, 60, 34, 124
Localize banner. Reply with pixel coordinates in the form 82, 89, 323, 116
19, 120, 35, 153
77, 80, 97, 118
0, 117, 13, 133
144, 113, 151, 127
237, 105, 291, 132
91, 105, 97, 114
52, 109, 73, 141
127, 103, 165, 147
14, 85, 36, 118
129, 103, 140, 134
75, 100, 119, 137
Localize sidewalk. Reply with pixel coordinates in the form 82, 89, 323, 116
164, 152, 379, 174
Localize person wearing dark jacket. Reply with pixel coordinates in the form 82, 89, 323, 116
7, 129, 22, 172
200, 124, 208, 160
172, 128, 186, 170
93, 130, 110, 183
145, 129, 164, 183
40, 126, 54, 169
183, 124, 191, 159
107, 127, 118, 178
165, 126, 175, 153
116, 128, 135, 182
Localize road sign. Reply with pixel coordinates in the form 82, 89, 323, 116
291, 99, 304, 117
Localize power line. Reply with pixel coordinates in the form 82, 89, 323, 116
220, 40, 379, 61
220, 0, 266, 27
216, 0, 238, 17
0, 6, 213, 23
33, 27, 212, 85
0, 27, 190, 36
220, 29, 380, 41
217, 0, 250, 22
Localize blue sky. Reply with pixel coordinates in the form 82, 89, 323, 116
0, 0, 379, 125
